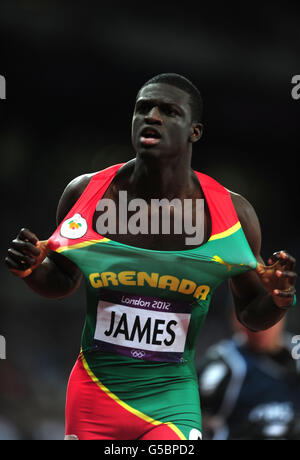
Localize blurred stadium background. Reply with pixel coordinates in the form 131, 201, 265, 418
0, 0, 299, 439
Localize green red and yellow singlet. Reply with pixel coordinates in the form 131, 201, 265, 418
48, 163, 257, 440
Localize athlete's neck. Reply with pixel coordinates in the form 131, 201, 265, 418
247, 336, 285, 354
129, 155, 195, 201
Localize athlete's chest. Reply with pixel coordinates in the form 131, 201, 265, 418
92, 184, 212, 251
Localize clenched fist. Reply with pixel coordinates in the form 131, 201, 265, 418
5, 228, 50, 278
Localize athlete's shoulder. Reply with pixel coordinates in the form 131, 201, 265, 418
66, 171, 96, 193
195, 169, 262, 256
228, 190, 262, 257
228, 190, 254, 214
56, 172, 95, 225
56, 162, 127, 225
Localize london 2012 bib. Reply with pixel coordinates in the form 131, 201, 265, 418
93, 289, 193, 363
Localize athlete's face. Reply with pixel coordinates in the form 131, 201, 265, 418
131, 83, 199, 158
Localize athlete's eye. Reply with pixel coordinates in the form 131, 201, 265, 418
136, 101, 152, 114
163, 105, 179, 117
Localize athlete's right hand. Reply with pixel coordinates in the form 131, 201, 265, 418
5, 228, 49, 278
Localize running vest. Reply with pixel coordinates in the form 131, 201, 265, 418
48, 163, 257, 424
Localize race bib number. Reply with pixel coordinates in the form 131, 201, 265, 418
93, 289, 193, 363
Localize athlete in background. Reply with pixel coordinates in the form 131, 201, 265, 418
5, 74, 297, 440
198, 313, 300, 440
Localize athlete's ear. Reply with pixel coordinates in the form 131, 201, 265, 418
189, 123, 203, 143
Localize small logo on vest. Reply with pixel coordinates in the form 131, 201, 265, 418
212, 255, 232, 271
131, 350, 146, 359
60, 213, 88, 239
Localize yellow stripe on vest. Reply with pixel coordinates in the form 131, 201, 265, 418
80, 352, 186, 440
56, 238, 110, 253
208, 221, 241, 241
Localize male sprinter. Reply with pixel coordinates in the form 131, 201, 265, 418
5, 74, 297, 440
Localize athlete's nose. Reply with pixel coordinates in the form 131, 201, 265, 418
145, 106, 162, 125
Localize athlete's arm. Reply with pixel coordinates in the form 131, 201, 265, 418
5, 174, 92, 299
229, 192, 297, 331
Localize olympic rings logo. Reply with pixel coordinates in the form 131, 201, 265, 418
131, 350, 146, 359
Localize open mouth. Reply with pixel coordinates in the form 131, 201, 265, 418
140, 127, 161, 146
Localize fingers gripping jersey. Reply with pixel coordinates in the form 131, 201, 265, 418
48, 164, 257, 440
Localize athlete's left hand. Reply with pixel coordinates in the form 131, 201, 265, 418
256, 251, 297, 308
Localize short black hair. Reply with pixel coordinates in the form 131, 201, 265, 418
139, 73, 203, 123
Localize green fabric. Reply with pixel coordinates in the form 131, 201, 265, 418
60, 226, 256, 426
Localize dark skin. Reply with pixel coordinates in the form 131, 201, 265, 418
5, 83, 297, 330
